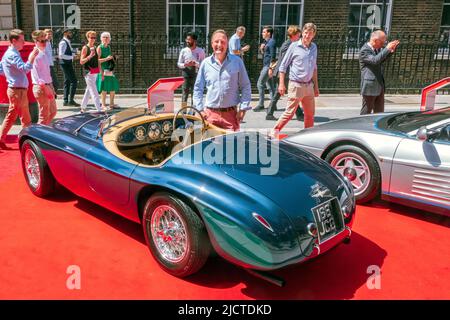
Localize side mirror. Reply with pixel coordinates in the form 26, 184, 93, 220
417, 127, 428, 141
417, 126, 440, 141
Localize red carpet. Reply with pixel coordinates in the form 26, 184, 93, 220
0, 136, 449, 299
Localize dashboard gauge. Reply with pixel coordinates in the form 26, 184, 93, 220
148, 122, 162, 140
162, 121, 173, 135
134, 126, 147, 141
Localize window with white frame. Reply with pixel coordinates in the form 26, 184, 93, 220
260, 0, 304, 48
347, 0, 392, 48
167, 0, 209, 49
34, 0, 77, 30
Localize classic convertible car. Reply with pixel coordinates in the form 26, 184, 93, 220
19, 102, 355, 285
285, 107, 450, 216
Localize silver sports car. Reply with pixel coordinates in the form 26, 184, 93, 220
285, 107, 450, 216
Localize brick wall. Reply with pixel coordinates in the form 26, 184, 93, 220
18, 0, 34, 36
390, 0, 443, 36
304, 0, 349, 34
78, 1, 130, 35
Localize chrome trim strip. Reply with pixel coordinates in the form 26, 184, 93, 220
413, 177, 450, 187
414, 169, 450, 177
412, 184, 450, 196
408, 190, 450, 203
252, 212, 274, 233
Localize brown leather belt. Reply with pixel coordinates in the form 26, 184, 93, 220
9, 87, 27, 90
290, 80, 312, 85
207, 106, 236, 112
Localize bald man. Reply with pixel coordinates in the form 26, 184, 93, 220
359, 30, 399, 114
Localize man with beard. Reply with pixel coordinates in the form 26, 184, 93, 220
58, 28, 79, 106
193, 30, 251, 131
177, 32, 205, 109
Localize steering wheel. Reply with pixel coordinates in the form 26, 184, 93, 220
172, 106, 207, 148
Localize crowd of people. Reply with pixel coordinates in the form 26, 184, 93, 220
186, 23, 320, 133
0, 27, 120, 150
183, 23, 399, 135
0, 23, 400, 150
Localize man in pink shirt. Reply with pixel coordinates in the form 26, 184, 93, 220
31, 30, 57, 125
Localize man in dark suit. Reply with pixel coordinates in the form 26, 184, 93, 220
266, 25, 304, 121
359, 30, 399, 114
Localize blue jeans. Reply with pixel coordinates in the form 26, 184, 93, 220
256, 65, 275, 108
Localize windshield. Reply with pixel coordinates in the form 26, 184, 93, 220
101, 107, 148, 132
384, 107, 450, 133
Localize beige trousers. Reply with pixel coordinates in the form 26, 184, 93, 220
274, 81, 315, 132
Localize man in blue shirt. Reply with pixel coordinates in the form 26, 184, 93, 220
253, 26, 276, 112
0, 29, 39, 150
193, 29, 251, 131
229, 26, 250, 57
266, 25, 304, 121
273, 23, 320, 135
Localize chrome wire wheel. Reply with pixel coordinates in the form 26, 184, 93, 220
331, 152, 371, 197
24, 148, 40, 189
150, 204, 189, 263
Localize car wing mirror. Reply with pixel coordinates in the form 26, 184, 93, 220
417, 126, 440, 142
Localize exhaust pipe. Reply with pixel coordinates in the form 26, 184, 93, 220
343, 226, 352, 244
245, 269, 285, 287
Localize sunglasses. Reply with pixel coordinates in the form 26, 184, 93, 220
89, 37, 96, 39
36, 39, 47, 43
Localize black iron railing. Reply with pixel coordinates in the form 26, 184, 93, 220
44, 33, 450, 94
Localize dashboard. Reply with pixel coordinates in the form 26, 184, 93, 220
118, 120, 174, 146
117, 118, 194, 146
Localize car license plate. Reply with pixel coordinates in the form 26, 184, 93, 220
311, 197, 344, 244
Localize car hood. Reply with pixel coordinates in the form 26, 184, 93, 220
298, 113, 389, 133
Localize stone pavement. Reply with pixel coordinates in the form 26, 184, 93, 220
5, 93, 449, 135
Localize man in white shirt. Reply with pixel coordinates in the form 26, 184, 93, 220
31, 30, 57, 125
177, 32, 205, 108
58, 28, 79, 106
44, 29, 58, 98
